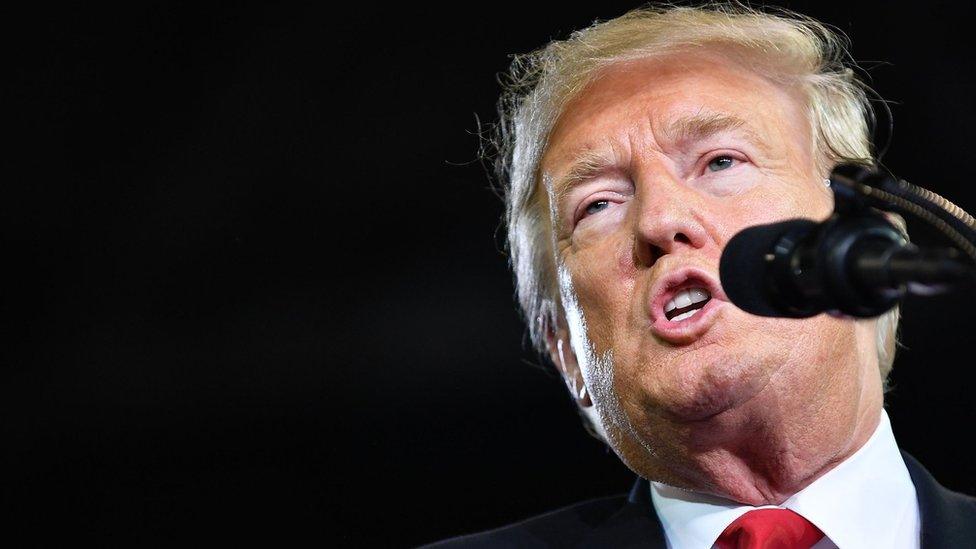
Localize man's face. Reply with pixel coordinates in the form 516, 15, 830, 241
540, 51, 881, 498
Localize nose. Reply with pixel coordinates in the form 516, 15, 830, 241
632, 175, 709, 267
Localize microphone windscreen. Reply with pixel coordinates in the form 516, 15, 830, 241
719, 219, 816, 317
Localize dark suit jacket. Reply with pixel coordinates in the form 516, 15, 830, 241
422, 452, 976, 548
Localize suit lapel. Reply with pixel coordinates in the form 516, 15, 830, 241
582, 452, 976, 548
577, 477, 668, 548
902, 451, 976, 549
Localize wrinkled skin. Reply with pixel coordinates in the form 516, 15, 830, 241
541, 50, 883, 505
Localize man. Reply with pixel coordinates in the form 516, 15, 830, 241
427, 4, 976, 548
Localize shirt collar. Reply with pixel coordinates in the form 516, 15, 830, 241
650, 410, 919, 548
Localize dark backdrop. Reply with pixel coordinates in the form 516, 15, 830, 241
5, 2, 976, 546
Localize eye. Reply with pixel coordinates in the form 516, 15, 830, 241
584, 200, 610, 217
571, 186, 632, 227
706, 155, 736, 172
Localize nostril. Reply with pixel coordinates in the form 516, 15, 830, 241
674, 232, 691, 244
649, 244, 664, 265
634, 243, 665, 267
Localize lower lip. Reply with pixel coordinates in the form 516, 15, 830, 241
650, 298, 724, 344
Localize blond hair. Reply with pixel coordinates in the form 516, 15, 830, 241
492, 3, 899, 383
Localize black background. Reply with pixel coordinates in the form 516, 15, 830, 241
5, 2, 976, 546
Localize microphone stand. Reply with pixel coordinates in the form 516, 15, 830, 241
826, 163, 976, 312
831, 164, 976, 263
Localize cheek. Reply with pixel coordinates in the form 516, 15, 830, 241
563, 206, 637, 299
569, 202, 630, 249
723, 182, 832, 233
563, 246, 638, 346
771, 315, 863, 380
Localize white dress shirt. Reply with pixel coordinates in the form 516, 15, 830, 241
650, 410, 920, 549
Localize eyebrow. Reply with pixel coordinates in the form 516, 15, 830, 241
662, 112, 757, 146
550, 112, 763, 207
550, 147, 621, 208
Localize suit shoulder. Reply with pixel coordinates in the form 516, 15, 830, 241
418, 494, 629, 548
934, 482, 976, 516
903, 451, 976, 510
901, 451, 976, 545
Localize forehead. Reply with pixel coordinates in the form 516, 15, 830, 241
541, 50, 810, 171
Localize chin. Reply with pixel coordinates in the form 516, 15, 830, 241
622, 338, 778, 425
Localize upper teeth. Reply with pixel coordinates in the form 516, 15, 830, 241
665, 288, 711, 321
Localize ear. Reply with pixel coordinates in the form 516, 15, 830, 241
544, 317, 593, 408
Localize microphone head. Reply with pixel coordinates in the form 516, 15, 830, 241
720, 219, 817, 317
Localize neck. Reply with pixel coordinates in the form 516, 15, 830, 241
664, 328, 889, 506
706, 397, 882, 505
692, 360, 884, 506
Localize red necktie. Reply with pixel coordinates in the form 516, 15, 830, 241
715, 509, 825, 549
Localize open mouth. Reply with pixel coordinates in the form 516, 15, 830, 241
664, 287, 712, 322
648, 267, 726, 343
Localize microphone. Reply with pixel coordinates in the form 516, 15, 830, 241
719, 211, 972, 318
